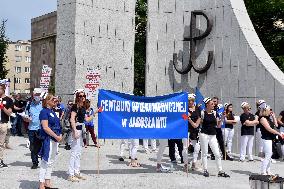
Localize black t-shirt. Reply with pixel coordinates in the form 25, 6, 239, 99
240, 113, 255, 136
0, 96, 13, 123
13, 99, 26, 113
201, 111, 217, 135
255, 111, 261, 131
71, 104, 86, 123
188, 107, 201, 140
225, 112, 235, 129
260, 116, 276, 140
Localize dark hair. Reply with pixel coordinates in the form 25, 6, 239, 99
0, 84, 6, 91
86, 99, 91, 109
225, 104, 233, 118
75, 91, 86, 108
212, 97, 219, 100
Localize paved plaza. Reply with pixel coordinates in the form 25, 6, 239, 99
1, 136, 284, 189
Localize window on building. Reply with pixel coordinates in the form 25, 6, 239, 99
15, 78, 21, 84
41, 43, 46, 54
25, 67, 30, 73
25, 56, 31, 63
24, 78, 30, 84
15, 56, 22, 62
15, 45, 22, 51
26, 46, 31, 52
15, 67, 21, 73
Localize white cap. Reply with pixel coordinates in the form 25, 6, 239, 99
203, 97, 211, 104
224, 103, 229, 109
258, 99, 266, 106
259, 103, 269, 111
241, 102, 249, 109
33, 88, 42, 94
188, 93, 196, 100
73, 89, 85, 95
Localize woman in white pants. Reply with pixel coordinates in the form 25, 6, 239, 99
255, 100, 266, 157
259, 105, 282, 175
183, 93, 201, 171
143, 139, 157, 153
239, 102, 259, 162
38, 94, 62, 189
222, 103, 237, 156
156, 139, 171, 172
199, 97, 229, 178
68, 89, 87, 182
129, 139, 140, 167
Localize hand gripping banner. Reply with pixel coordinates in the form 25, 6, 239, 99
98, 89, 188, 139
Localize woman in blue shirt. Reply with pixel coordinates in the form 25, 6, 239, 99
38, 93, 62, 189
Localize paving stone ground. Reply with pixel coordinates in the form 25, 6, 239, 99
1, 136, 284, 189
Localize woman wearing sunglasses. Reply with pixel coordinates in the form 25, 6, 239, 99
239, 102, 259, 162
199, 97, 230, 178
38, 93, 62, 189
68, 89, 87, 182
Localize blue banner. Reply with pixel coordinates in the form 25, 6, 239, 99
98, 89, 188, 139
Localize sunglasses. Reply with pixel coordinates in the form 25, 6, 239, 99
78, 95, 86, 98
68, 103, 73, 106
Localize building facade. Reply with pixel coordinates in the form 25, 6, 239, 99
6, 40, 31, 94
31, 11, 57, 92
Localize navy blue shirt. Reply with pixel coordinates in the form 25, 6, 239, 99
39, 108, 62, 141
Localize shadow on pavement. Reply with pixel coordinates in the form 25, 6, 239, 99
231, 170, 256, 176
9, 161, 31, 167
19, 180, 38, 189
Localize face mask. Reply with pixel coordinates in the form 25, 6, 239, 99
34, 96, 41, 102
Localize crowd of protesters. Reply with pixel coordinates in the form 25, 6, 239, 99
1, 84, 284, 188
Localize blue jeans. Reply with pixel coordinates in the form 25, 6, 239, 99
12, 114, 23, 136
28, 130, 42, 165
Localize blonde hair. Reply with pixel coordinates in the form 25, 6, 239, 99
42, 94, 54, 108
259, 108, 270, 117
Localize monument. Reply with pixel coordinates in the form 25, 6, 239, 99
56, 0, 284, 153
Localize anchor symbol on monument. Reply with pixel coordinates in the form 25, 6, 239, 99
173, 10, 213, 74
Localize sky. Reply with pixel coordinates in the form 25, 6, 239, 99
0, 0, 57, 41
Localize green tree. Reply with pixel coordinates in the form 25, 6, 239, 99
0, 20, 9, 79
245, 0, 284, 71
134, 0, 147, 96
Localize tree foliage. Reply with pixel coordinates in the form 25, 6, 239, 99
0, 20, 9, 79
134, 0, 147, 96
245, 0, 284, 71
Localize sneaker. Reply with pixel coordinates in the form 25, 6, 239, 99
239, 159, 245, 162
68, 175, 80, 182
64, 145, 71, 150
31, 164, 38, 169
171, 160, 177, 164
258, 152, 265, 158
203, 170, 209, 177
156, 164, 172, 173
218, 171, 230, 178
119, 157, 124, 161
248, 159, 254, 162
271, 159, 277, 164
75, 173, 86, 180
211, 156, 215, 160
0, 161, 8, 168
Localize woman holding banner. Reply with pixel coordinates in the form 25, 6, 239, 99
199, 97, 230, 178
183, 93, 201, 171
68, 89, 87, 182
